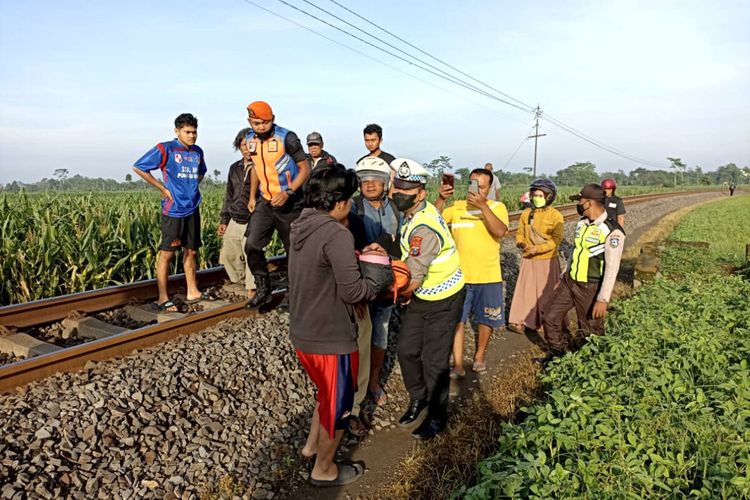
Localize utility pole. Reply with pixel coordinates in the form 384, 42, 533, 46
528, 105, 546, 177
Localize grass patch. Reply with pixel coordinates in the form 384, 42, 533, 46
661, 195, 750, 276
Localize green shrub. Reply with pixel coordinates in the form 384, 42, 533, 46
458, 196, 750, 499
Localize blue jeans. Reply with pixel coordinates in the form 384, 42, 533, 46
369, 302, 394, 350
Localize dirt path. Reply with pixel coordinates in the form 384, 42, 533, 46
289, 330, 539, 500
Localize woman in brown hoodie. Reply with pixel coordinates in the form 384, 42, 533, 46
289, 165, 379, 487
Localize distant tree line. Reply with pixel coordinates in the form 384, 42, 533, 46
0, 168, 225, 193
1, 159, 747, 193
423, 157, 749, 187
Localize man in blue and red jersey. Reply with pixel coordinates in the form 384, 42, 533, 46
132, 113, 207, 311
244, 100, 311, 309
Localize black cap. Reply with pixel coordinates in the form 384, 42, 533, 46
306, 131, 323, 145
569, 183, 606, 202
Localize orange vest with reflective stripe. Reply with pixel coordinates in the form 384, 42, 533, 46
245, 126, 299, 200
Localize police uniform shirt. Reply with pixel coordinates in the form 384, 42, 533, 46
591, 211, 625, 303
402, 201, 441, 284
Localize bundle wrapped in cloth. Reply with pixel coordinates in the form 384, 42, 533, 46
357, 253, 411, 303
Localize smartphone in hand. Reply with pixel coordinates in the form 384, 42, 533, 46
468, 179, 479, 193
442, 172, 455, 188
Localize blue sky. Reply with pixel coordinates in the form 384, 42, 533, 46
0, 0, 748, 184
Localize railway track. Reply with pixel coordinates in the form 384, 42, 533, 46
0, 190, 701, 392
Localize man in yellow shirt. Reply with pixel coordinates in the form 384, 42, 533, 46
436, 168, 509, 376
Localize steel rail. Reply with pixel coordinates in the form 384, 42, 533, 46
0, 256, 286, 329
0, 292, 285, 393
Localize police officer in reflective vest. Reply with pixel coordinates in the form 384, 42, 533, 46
365, 158, 465, 440
541, 184, 625, 358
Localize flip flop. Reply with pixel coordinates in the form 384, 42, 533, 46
472, 360, 487, 373
309, 462, 364, 487
449, 367, 466, 379
154, 300, 178, 312
185, 292, 212, 304
507, 323, 526, 335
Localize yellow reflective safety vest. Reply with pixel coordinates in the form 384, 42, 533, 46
569, 217, 620, 282
400, 202, 465, 301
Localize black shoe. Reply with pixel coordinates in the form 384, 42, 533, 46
245, 275, 273, 309
412, 416, 447, 440
398, 399, 428, 427
276, 295, 289, 314
533, 348, 564, 366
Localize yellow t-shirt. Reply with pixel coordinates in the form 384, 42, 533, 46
442, 200, 509, 284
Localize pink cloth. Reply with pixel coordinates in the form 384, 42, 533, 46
358, 253, 391, 265
508, 257, 562, 330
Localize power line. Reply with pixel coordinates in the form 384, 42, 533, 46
325, 0, 666, 168
249, 0, 666, 169
299, 0, 531, 114
275, 0, 534, 114
540, 112, 662, 168
239, 0, 530, 125
327, 0, 535, 112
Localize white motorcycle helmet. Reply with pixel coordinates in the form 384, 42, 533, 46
356, 156, 392, 189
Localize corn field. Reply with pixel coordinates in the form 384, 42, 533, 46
0, 190, 284, 306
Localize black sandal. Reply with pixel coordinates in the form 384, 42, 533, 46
345, 416, 367, 437
309, 462, 364, 487
154, 300, 178, 312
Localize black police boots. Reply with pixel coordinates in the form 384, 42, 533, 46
245, 274, 273, 309
398, 399, 428, 427
412, 414, 447, 440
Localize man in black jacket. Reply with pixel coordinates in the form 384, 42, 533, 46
306, 132, 337, 172
218, 128, 255, 296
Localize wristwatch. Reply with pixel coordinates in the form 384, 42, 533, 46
285, 188, 294, 196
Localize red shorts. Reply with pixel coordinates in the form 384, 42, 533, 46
296, 350, 359, 439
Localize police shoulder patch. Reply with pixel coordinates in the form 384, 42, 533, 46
610, 237, 620, 248
410, 236, 423, 256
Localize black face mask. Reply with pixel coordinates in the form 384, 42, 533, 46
576, 202, 588, 216
256, 127, 274, 141
392, 192, 418, 212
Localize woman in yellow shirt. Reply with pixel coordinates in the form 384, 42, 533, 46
508, 179, 564, 334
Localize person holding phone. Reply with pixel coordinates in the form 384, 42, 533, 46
507, 179, 564, 335
436, 168, 509, 378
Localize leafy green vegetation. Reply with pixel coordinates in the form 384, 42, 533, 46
457, 195, 750, 499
